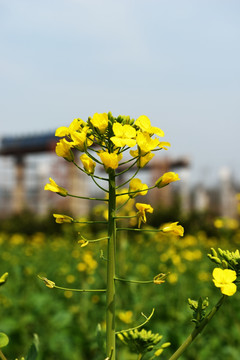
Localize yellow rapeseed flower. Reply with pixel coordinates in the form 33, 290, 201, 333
161, 222, 184, 236
71, 130, 87, 151
212, 268, 237, 296
135, 203, 154, 228
90, 113, 108, 133
155, 172, 180, 188
69, 118, 86, 132
110, 123, 136, 148
136, 132, 160, 154
71, 126, 93, 151
135, 115, 165, 137
55, 126, 70, 137
80, 154, 96, 174
55, 119, 86, 137
128, 178, 148, 198
159, 141, 171, 150
44, 178, 68, 196
55, 138, 74, 162
130, 149, 154, 168
53, 214, 74, 224
99, 151, 123, 171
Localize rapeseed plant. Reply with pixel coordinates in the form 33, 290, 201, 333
39, 112, 240, 359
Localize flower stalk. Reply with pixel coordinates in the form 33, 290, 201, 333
106, 169, 117, 359
168, 295, 226, 360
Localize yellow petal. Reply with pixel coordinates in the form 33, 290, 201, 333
112, 122, 124, 137
221, 283, 237, 296
55, 126, 70, 137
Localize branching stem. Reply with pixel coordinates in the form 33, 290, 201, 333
168, 295, 226, 360
0, 351, 7, 360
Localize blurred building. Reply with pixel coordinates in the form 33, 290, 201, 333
0, 133, 89, 217
0, 132, 239, 219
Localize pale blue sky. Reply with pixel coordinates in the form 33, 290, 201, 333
1, 0, 240, 184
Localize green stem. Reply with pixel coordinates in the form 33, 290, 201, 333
115, 276, 154, 284
91, 175, 109, 193
116, 308, 155, 335
115, 158, 138, 176
117, 228, 163, 232
68, 193, 108, 202
83, 147, 103, 165
118, 156, 137, 166
0, 350, 7, 360
54, 285, 106, 293
106, 170, 116, 359
78, 236, 109, 245
73, 160, 108, 181
116, 167, 140, 189
115, 215, 137, 219
116, 197, 131, 212
74, 220, 108, 224
168, 295, 226, 360
115, 185, 156, 197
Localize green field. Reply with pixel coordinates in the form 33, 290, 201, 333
1, 214, 240, 360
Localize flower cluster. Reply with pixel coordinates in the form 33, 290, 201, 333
45, 112, 182, 232
54, 112, 169, 172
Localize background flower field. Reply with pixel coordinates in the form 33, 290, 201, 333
1, 211, 240, 360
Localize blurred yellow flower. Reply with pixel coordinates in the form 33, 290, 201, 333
162, 222, 184, 237
135, 203, 154, 228
155, 172, 180, 188
0, 272, 8, 286
55, 138, 74, 162
168, 273, 178, 284
110, 123, 136, 148
128, 178, 148, 198
80, 154, 96, 174
214, 217, 239, 230
44, 178, 68, 197
64, 291, 73, 298
214, 218, 223, 229
10, 233, 25, 245
53, 214, 74, 224
99, 151, 123, 171
118, 310, 133, 324
198, 271, 211, 282
66, 274, 75, 284
90, 113, 108, 133
135, 115, 164, 137
212, 268, 237, 296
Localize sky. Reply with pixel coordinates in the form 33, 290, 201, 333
1, 0, 240, 186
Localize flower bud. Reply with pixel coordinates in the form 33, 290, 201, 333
155, 172, 180, 188
0, 272, 8, 286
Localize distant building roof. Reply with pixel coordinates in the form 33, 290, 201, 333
0, 132, 58, 156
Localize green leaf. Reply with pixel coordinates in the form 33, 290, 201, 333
26, 334, 39, 360
0, 332, 9, 348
